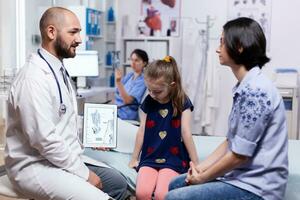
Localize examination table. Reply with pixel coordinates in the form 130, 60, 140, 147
1, 119, 299, 199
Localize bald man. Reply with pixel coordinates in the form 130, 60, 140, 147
5, 7, 127, 200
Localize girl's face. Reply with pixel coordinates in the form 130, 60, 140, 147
130, 53, 146, 74
145, 77, 172, 104
216, 32, 235, 67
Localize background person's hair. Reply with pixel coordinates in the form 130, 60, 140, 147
131, 49, 149, 65
223, 17, 270, 70
145, 56, 186, 116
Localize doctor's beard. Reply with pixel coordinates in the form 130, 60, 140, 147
54, 35, 78, 59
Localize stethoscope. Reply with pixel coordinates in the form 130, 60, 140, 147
37, 49, 67, 116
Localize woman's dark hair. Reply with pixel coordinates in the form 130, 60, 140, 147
131, 49, 149, 65
223, 17, 270, 70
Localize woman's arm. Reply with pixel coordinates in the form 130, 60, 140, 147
187, 150, 248, 185
181, 109, 199, 165
115, 69, 134, 104
128, 111, 146, 168
196, 139, 229, 172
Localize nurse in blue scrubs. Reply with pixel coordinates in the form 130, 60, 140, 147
115, 49, 149, 120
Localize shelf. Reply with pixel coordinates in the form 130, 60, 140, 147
87, 35, 104, 39
106, 21, 116, 25
105, 40, 116, 44
122, 36, 172, 41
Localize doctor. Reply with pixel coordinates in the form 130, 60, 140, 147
5, 7, 127, 200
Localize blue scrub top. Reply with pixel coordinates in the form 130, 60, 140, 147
222, 67, 289, 200
115, 72, 146, 120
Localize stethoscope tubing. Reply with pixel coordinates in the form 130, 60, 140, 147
37, 49, 66, 115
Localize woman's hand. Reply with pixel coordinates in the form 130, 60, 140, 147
115, 69, 122, 83
128, 159, 139, 169
185, 161, 206, 185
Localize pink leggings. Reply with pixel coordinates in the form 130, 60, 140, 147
135, 166, 179, 200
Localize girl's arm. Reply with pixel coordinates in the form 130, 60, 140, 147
181, 109, 199, 165
115, 69, 134, 104
187, 150, 248, 185
128, 111, 146, 168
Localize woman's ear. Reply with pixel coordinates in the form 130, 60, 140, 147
238, 46, 243, 54
170, 81, 176, 87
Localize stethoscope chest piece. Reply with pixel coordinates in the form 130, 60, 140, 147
59, 103, 67, 116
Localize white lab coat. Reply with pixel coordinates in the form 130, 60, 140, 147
181, 20, 220, 135
4, 48, 109, 200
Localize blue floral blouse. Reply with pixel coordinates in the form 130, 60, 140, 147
222, 67, 289, 200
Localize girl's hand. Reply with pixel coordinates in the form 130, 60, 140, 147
185, 161, 205, 185
128, 159, 139, 169
115, 69, 122, 83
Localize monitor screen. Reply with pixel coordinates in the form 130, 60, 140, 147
63, 50, 99, 77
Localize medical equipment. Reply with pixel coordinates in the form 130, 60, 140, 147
37, 49, 67, 116
273, 68, 299, 139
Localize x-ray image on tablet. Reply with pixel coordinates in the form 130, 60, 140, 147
83, 103, 117, 148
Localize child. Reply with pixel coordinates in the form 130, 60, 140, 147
129, 56, 199, 200
166, 17, 288, 200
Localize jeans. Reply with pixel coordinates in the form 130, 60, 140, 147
165, 174, 263, 200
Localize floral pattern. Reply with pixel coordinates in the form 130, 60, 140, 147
230, 84, 272, 130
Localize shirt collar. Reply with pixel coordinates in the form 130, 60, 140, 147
232, 66, 261, 96
39, 47, 63, 74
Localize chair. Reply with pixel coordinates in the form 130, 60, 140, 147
118, 90, 148, 126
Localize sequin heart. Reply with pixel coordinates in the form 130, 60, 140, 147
159, 109, 168, 118
155, 158, 166, 163
159, 131, 167, 139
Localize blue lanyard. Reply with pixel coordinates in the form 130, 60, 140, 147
37, 49, 66, 115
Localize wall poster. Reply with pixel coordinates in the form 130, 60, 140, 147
140, 0, 181, 37
227, 0, 272, 50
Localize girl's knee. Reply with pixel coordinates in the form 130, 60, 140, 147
154, 190, 167, 200
136, 189, 153, 200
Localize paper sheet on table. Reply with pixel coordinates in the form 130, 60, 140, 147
114, 118, 138, 153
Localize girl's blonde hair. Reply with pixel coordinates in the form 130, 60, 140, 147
144, 56, 186, 116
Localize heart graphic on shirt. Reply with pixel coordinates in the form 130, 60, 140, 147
159, 109, 168, 118
155, 158, 166, 164
146, 120, 155, 128
170, 146, 179, 155
182, 160, 188, 168
171, 119, 181, 128
159, 131, 167, 139
147, 147, 155, 155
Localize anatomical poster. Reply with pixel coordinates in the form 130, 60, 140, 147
141, 0, 181, 37
228, 0, 272, 50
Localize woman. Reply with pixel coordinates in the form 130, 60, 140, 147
115, 49, 149, 120
165, 17, 288, 200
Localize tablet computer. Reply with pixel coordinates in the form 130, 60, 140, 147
83, 103, 117, 148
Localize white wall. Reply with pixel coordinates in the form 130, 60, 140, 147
116, 0, 300, 135
0, 0, 17, 70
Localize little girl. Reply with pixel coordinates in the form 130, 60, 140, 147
129, 56, 199, 200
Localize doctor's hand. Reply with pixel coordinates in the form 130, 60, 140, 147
92, 147, 111, 151
185, 161, 205, 185
115, 69, 122, 83
88, 170, 103, 189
